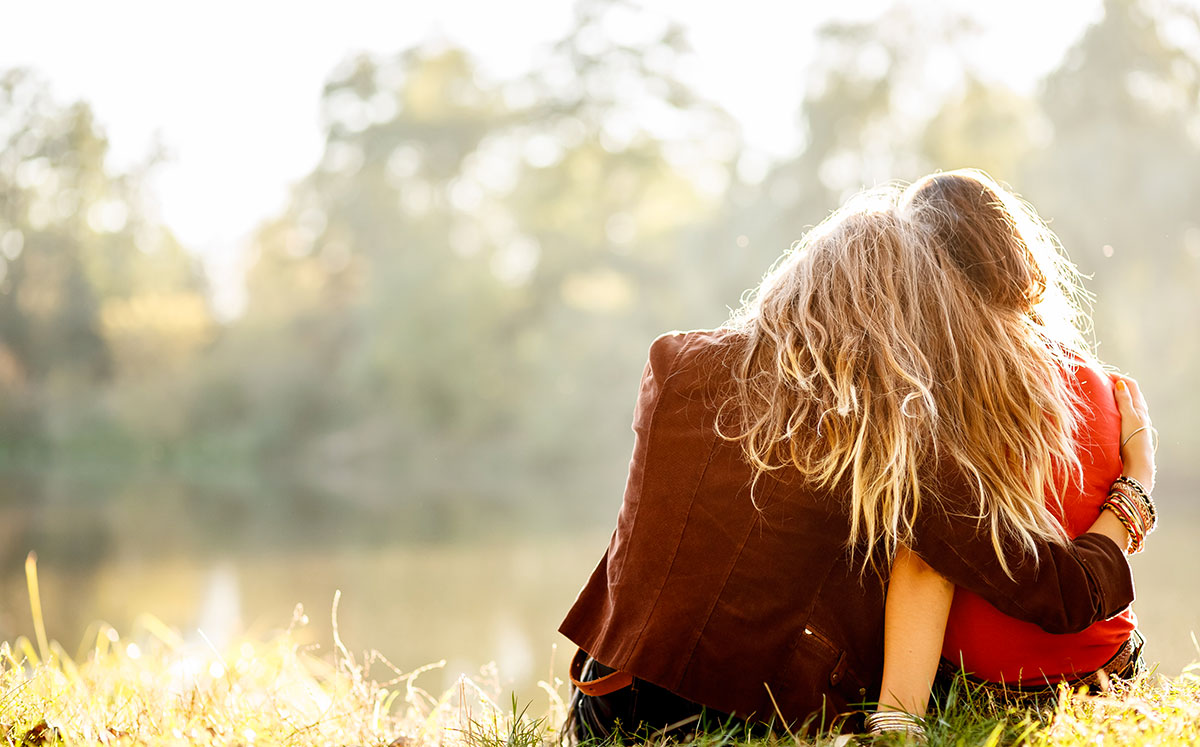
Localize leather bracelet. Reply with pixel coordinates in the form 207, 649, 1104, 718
1113, 476, 1157, 535
1109, 483, 1153, 532
1103, 490, 1150, 553
1104, 500, 1142, 553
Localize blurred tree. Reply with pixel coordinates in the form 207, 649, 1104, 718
0, 70, 211, 457
0, 72, 112, 390
921, 77, 1045, 182
221, 0, 745, 512
1022, 0, 1200, 477
5, 0, 1198, 506
708, 4, 991, 312
497, 0, 742, 489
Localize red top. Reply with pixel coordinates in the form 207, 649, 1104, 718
940, 359, 1136, 684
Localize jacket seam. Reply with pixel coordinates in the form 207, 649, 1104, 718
616, 332, 706, 666
676, 476, 780, 690
625, 427, 722, 676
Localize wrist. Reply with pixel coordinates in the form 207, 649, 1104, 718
1101, 476, 1158, 554
865, 711, 927, 740
1121, 464, 1155, 493
1091, 510, 1132, 554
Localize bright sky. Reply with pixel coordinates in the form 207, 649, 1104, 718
3, 0, 1101, 313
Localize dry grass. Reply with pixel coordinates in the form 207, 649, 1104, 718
0, 604, 567, 746
3, 552, 1199, 746
1029, 667, 1200, 746
0, 553, 565, 746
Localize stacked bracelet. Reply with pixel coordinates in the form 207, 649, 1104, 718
865, 710, 927, 740
1102, 476, 1157, 554
1111, 484, 1155, 536
1114, 476, 1157, 527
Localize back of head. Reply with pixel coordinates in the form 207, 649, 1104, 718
899, 169, 1087, 341
724, 170, 1093, 571
902, 170, 1045, 309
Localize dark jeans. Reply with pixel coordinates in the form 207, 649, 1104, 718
564, 656, 745, 743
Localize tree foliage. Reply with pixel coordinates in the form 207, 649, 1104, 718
0, 69, 210, 454
2, 0, 1198, 505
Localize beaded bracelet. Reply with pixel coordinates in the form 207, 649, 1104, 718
1109, 483, 1153, 535
1103, 494, 1145, 553
1103, 498, 1144, 553
865, 710, 927, 740
1114, 476, 1157, 529
1111, 477, 1158, 537
1102, 477, 1157, 554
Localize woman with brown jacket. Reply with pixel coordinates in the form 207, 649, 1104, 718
558, 171, 1155, 739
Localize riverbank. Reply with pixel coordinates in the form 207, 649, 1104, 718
3, 553, 1199, 746
4, 613, 1199, 745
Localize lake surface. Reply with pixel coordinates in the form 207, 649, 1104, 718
0, 469, 615, 706
1, 470, 1196, 708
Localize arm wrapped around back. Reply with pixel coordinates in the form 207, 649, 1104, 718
906, 468, 1134, 635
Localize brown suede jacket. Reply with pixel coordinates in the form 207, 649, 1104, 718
559, 329, 1134, 732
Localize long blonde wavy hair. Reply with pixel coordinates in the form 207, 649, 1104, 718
721, 169, 1095, 573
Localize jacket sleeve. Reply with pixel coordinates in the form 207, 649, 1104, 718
908, 474, 1134, 635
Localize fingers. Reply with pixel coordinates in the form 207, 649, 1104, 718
1114, 374, 1157, 492
1114, 375, 1150, 426
1121, 375, 1149, 416
1114, 377, 1134, 415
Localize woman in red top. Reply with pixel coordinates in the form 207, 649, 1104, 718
941, 359, 1136, 683
871, 170, 1156, 738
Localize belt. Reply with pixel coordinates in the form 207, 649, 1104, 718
569, 647, 633, 697
1072, 628, 1146, 688
938, 629, 1146, 703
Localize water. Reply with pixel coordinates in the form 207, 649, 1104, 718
0, 469, 612, 704
1, 470, 1196, 709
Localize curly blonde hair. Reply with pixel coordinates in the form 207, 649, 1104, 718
721, 169, 1094, 573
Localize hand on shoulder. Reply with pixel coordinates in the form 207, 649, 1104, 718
1112, 374, 1155, 492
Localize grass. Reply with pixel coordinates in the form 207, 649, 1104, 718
2, 552, 1200, 746
1, 553, 571, 746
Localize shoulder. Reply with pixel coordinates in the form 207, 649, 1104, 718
1058, 348, 1115, 398
647, 327, 747, 380
634, 328, 746, 424
1062, 354, 1119, 428
1064, 354, 1114, 393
